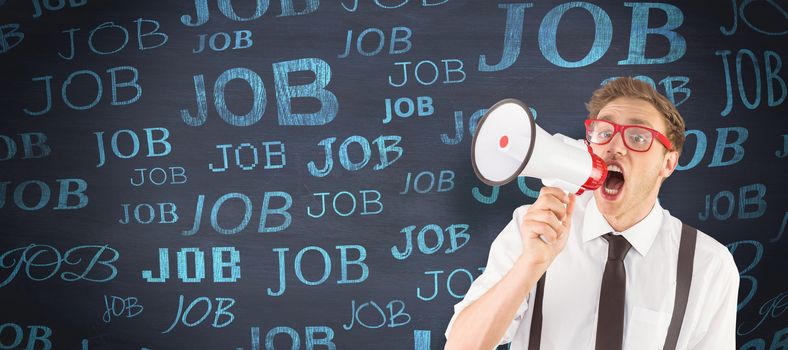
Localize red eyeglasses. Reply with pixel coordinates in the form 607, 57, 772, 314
584, 119, 674, 152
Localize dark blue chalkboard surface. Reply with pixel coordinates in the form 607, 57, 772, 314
0, 1, 786, 349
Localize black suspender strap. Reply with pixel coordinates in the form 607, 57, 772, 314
664, 223, 697, 350
526, 224, 698, 350
527, 274, 546, 350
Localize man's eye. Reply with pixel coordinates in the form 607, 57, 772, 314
599, 131, 612, 138
630, 134, 647, 144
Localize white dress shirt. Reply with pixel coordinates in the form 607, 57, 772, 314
445, 191, 739, 349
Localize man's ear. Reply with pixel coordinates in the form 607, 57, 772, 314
661, 150, 679, 179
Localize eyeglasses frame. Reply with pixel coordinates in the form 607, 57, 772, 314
584, 119, 674, 152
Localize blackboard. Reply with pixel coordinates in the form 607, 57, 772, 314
0, 0, 786, 349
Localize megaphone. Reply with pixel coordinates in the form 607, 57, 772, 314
471, 98, 607, 195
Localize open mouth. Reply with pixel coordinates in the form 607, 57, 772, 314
602, 163, 625, 199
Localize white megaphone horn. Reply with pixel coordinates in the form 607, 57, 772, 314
471, 98, 608, 195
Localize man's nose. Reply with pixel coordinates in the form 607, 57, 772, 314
606, 131, 628, 155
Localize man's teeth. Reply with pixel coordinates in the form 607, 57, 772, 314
604, 163, 622, 196
608, 164, 622, 173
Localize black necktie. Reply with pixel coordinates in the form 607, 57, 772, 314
596, 233, 632, 350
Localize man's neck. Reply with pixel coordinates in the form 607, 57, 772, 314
602, 197, 658, 233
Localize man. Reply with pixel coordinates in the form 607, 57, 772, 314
444, 77, 739, 349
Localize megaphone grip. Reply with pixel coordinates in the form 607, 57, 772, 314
542, 178, 581, 195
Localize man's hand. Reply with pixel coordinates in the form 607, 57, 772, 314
519, 187, 576, 268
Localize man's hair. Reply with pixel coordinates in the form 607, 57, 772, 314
585, 77, 686, 156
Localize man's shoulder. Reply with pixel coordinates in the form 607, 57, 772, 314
664, 214, 738, 275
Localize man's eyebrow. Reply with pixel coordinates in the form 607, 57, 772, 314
598, 115, 654, 128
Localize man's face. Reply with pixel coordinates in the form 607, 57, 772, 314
588, 97, 678, 219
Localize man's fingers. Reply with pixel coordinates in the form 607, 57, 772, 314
526, 210, 563, 234
521, 188, 573, 248
539, 187, 570, 204
562, 194, 577, 227
525, 220, 559, 244
534, 196, 567, 219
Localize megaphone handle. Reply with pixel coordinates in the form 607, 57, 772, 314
542, 178, 580, 196
536, 179, 577, 245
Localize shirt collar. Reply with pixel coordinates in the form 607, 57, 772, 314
581, 195, 664, 257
